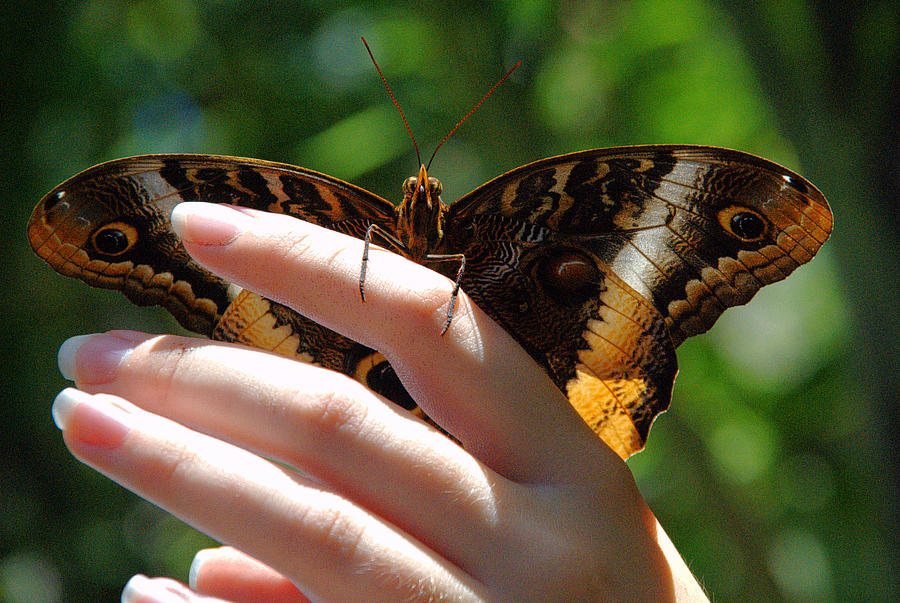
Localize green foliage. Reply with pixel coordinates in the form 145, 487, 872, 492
2, 1, 896, 600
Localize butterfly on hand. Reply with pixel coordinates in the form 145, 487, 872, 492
28, 145, 832, 458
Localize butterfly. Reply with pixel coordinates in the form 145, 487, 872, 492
27, 145, 832, 458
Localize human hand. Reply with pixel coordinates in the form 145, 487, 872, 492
53, 202, 707, 601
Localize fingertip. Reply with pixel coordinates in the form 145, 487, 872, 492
171, 202, 252, 246
58, 335, 94, 380
52, 387, 92, 430
52, 390, 134, 450
187, 547, 306, 601
122, 574, 194, 603
188, 548, 214, 589
57, 332, 138, 385
169, 203, 189, 238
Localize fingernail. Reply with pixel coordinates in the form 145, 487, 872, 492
52, 388, 133, 449
58, 333, 139, 384
188, 549, 214, 589
123, 574, 193, 602
171, 202, 255, 246
51, 387, 91, 430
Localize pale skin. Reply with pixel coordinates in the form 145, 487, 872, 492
52, 202, 709, 602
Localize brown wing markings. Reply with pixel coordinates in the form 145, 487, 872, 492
577, 315, 659, 430
28, 197, 95, 266
617, 227, 690, 287
621, 160, 830, 259
145, 171, 231, 205
803, 200, 835, 232
565, 358, 644, 458
581, 282, 673, 384
82, 154, 395, 225
722, 177, 830, 253
622, 166, 807, 264
34, 232, 78, 266
657, 220, 754, 310
768, 186, 835, 262
649, 217, 790, 330
70, 247, 222, 332
761, 200, 831, 257
620, 170, 810, 296
606, 157, 748, 221
675, 214, 799, 286
51, 190, 223, 326
667, 230, 768, 315
30, 147, 832, 459
452, 146, 826, 222
221, 291, 281, 345
603, 161, 706, 221
569, 325, 672, 456
563, 163, 772, 319
30, 209, 145, 288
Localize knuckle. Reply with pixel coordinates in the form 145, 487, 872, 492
276, 224, 359, 275
138, 336, 197, 409
488, 490, 653, 599
303, 388, 370, 443
147, 436, 199, 496
273, 226, 365, 296
292, 501, 366, 563
132, 337, 233, 415
274, 227, 317, 265
383, 274, 458, 334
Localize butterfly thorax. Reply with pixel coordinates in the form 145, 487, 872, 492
395, 165, 447, 261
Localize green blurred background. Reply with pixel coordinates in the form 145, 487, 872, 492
2, 1, 897, 601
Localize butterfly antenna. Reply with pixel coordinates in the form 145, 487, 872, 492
426, 61, 521, 170
362, 37, 422, 167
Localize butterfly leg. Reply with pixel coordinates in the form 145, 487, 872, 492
360, 223, 408, 302
360, 224, 375, 301
424, 253, 467, 335
443, 254, 466, 335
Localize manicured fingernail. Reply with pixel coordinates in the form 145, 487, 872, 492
188, 549, 214, 589
51, 387, 91, 430
122, 574, 193, 602
58, 333, 140, 384
171, 202, 255, 246
52, 388, 134, 449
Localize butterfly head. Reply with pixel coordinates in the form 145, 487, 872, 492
398, 164, 446, 259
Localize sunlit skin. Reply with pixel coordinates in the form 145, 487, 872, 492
53, 202, 709, 601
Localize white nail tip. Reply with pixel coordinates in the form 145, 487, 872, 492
51, 388, 91, 430
121, 574, 150, 601
58, 334, 94, 380
121, 574, 185, 603
170, 203, 189, 238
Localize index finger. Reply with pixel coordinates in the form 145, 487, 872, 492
171, 202, 613, 480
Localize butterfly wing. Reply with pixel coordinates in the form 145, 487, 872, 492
27, 154, 413, 403
28, 154, 398, 333
442, 145, 832, 456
